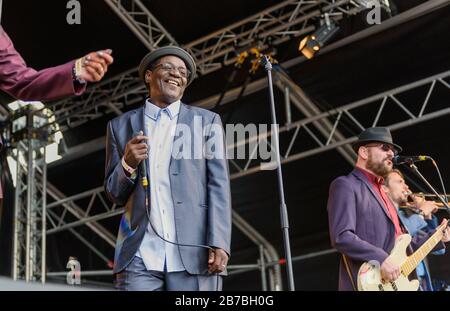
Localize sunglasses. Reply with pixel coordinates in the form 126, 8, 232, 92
364, 143, 398, 155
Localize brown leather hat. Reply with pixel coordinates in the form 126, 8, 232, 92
352, 127, 402, 153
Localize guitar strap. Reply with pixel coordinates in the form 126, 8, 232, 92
342, 254, 357, 291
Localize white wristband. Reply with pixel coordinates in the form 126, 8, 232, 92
121, 157, 136, 175
74, 58, 87, 84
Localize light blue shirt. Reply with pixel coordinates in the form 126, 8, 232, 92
136, 99, 184, 272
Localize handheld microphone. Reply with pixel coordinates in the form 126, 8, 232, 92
140, 158, 148, 187
393, 155, 429, 166
134, 131, 148, 188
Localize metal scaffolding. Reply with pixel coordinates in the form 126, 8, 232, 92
273, 70, 357, 166
42, 1, 365, 133
12, 139, 47, 283
103, 0, 178, 49
184, 0, 363, 75
228, 70, 450, 179
47, 0, 444, 136
106, 0, 364, 75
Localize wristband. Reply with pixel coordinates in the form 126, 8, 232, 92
121, 157, 136, 175
73, 58, 87, 84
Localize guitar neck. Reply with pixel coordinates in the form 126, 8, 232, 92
401, 223, 446, 277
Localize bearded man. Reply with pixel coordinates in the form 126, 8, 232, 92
327, 127, 444, 291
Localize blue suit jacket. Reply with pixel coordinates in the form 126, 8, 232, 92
104, 103, 232, 274
327, 169, 443, 291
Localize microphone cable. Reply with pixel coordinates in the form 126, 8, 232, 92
135, 131, 222, 290
429, 157, 448, 205
141, 169, 221, 291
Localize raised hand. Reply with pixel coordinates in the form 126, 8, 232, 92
76, 49, 114, 82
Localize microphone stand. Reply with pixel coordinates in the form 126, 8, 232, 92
261, 55, 295, 291
407, 163, 450, 215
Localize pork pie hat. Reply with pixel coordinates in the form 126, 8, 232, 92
138, 46, 197, 85
351, 127, 402, 153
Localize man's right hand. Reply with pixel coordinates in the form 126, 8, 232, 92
79, 49, 114, 82
124, 135, 149, 169
380, 256, 401, 283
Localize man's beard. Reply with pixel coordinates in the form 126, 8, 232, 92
367, 153, 392, 177
391, 192, 407, 206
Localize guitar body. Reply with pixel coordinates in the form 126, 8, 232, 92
357, 234, 420, 291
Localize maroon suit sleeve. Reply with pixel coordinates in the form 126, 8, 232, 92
0, 27, 88, 184
0, 27, 86, 101
328, 177, 389, 264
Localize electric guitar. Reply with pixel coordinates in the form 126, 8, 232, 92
357, 219, 448, 291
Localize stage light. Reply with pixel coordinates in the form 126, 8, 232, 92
5, 100, 65, 168
299, 15, 339, 59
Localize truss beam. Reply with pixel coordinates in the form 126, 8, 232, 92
103, 0, 178, 49
227, 70, 450, 179
184, 0, 362, 75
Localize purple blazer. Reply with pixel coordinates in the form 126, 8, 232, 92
0, 27, 86, 197
327, 169, 444, 291
0, 27, 85, 102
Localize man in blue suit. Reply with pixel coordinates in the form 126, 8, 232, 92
327, 127, 447, 291
104, 46, 231, 290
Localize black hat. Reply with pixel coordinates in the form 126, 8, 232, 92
138, 46, 197, 85
352, 127, 402, 153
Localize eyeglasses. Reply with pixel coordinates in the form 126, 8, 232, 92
152, 62, 191, 79
365, 143, 398, 155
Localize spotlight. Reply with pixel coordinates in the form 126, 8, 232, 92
5, 100, 64, 166
299, 16, 339, 59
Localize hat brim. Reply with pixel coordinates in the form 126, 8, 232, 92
138, 46, 197, 85
352, 139, 402, 153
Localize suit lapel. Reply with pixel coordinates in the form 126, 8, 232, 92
175, 103, 194, 134
128, 106, 149, 204
129, 106, 145, 136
